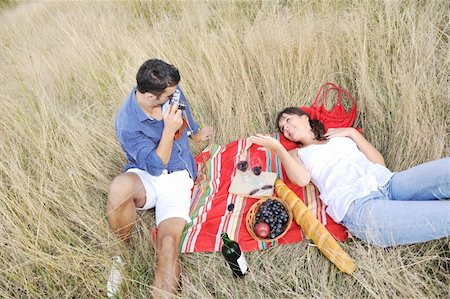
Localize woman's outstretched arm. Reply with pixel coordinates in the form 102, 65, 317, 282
249, 134, 311, 186
325, 128, 386, 166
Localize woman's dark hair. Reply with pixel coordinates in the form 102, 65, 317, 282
275, 107, 325, 141
136, 59, 180, 95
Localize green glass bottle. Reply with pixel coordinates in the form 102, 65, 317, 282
221, 232, 248, 277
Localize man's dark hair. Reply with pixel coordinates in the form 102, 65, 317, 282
136, 59, 180, 95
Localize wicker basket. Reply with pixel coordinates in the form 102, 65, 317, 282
245, 197, 293, 242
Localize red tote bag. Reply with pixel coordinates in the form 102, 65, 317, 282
301, 82, 358, 131
278, 82, 360, 150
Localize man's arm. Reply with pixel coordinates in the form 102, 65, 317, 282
120, 104, 183, 175
156, 104, 183, 164
121, 132, 166, 175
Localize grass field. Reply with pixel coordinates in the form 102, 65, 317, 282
0, 0, 448, 298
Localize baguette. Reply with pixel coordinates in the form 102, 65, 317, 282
275, 179, 356, 274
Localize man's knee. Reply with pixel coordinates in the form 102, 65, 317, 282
157, 234, 181, 259
108, 173, 144, 207
157, 219, 185, 257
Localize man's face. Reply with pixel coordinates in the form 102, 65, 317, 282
154, 85, 177, 105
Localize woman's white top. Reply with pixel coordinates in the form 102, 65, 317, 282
298, 137, 394, 223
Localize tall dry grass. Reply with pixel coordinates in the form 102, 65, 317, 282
0, 0, 448, 298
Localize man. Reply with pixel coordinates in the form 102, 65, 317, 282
106, 59, 213, 297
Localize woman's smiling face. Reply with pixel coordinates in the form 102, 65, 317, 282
278, 113, 310, 142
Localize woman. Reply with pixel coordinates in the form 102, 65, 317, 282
250, 107, 449, 247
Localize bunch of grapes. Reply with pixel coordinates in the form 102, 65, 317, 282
254, 198, 289, 239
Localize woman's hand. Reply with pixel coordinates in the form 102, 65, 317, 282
250, 134, 311, 186
324, 127, 357, 139
325, 127, 386, 166
249, 134, 283, 152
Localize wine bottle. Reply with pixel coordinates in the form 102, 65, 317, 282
221, 232, 248, 277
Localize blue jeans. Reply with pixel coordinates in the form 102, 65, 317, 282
341, 157, 450, 247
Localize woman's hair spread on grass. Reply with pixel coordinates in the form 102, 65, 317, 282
136, 59, 180, 95
276, 107, 326, 141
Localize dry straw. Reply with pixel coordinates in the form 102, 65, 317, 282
0, 0, 448, 298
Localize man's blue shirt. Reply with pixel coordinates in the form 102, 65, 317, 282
115, 86, 199, 178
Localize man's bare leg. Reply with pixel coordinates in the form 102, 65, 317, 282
107, 173, 186, 297
152, 217, 186, 297
106, 172, 146, 243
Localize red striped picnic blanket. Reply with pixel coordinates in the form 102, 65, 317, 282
180, 132, 348, 253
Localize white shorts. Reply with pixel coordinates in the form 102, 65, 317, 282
126, 168, 193, 226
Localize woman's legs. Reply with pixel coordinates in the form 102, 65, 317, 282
342, 158, 450, 246
342, 196, 450, 246
387, 157, 450, 200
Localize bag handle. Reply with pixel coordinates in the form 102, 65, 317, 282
312, 82, 356, 110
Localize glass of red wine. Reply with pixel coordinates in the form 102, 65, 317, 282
250, 157, 262, 176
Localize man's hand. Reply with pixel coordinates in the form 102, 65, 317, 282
163, 104, 183, 135
191, 126, 213, 142
156, 104, 183, 165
